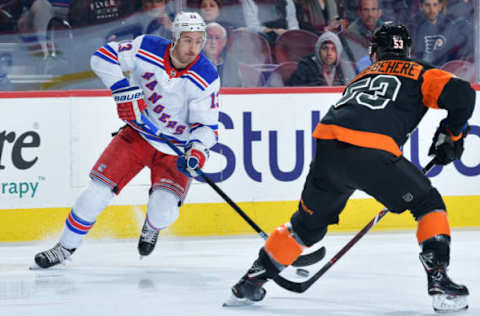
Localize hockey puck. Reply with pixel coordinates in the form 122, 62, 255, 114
296, 268, 309, 277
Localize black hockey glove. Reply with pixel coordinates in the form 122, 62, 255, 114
428, 120, 469, 165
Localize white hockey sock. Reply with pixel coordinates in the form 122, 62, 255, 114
59, 180, 114, 249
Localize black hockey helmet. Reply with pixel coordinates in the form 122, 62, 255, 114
369, 22, 412, 61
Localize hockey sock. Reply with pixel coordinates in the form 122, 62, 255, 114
59, 209, 96, 250
265, 223, 304, 266
59, 180, 114, 249
416, 210, 450, 246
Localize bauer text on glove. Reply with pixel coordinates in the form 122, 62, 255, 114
112, 86, 147, 123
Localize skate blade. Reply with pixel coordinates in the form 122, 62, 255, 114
222, 292, 255, 307
432, 294, 468, 313
28, 259, 71, 271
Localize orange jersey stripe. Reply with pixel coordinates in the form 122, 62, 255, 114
312, 123, 403, 156
416, 211, 451, 245
421, 69, 454, 109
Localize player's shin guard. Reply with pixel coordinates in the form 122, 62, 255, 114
225, 224, 304, 306
417, 211, 468, 312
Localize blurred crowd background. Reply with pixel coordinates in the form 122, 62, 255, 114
0, 0, 476, 91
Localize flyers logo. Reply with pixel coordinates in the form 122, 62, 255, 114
424, 35, 447, 53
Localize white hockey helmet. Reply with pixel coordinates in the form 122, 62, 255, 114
172, 11, 207, 45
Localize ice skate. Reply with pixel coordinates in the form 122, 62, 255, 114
420, 251, 469, 313
223, 259, 268, 307
31, 243, 76, 269
138, 219, 159, 258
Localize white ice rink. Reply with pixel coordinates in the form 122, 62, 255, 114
0, 229, 478, 316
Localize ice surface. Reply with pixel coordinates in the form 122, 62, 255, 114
0, 230, 478, 316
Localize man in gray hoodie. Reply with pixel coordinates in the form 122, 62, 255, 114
287, 31, 353, 86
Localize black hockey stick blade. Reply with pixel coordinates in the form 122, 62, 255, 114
273, 209, 389, 293
273, 158, 437, 293
291, 246, 326, 267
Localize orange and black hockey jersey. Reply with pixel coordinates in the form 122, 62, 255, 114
313, 57, 475, 156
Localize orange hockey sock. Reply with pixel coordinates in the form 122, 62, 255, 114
265, 224, 304, 266
416, 211, 451, 245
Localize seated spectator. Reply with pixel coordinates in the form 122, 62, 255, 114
142, 0, 172, 38
339, 0, 383, 72
286, 31, 348, 86
0, 0, 23, 33
240, 0, 299, 44
203, 22, 241, 86
410, 0, 473, 66
17, 0, 72, 57
187, 0, 246, 28
294, 0, 344, 35
199, 0, 238, 30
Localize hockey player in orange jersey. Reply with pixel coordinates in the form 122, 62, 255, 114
224, 23, 474, 313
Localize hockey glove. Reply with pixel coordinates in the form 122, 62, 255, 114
112, 86, 147, 124
177, 141, 209, 178
428, 120, 469, 165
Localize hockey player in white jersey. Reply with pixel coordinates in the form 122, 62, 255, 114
33, 11, 221, 268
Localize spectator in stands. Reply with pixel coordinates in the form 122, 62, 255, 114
293, 0, 344, 35
17, 0, 72, 57
240, 0, 299, 44
203, 22, 241, 86
410, 0, 473, 66
287, 31, 348, 86
142, 0, 172, 38
186, 0, 245, 28
0, 0, 23, 33
199, 0, 238, 30
339, 0, 383, 72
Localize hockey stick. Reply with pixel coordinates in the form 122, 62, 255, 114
272, 158, 437, 293
138, 113, 326, 267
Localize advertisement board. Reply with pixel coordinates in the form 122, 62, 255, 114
1, 88, 479, 241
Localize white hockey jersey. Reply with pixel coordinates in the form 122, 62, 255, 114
90, 35, 220, 155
